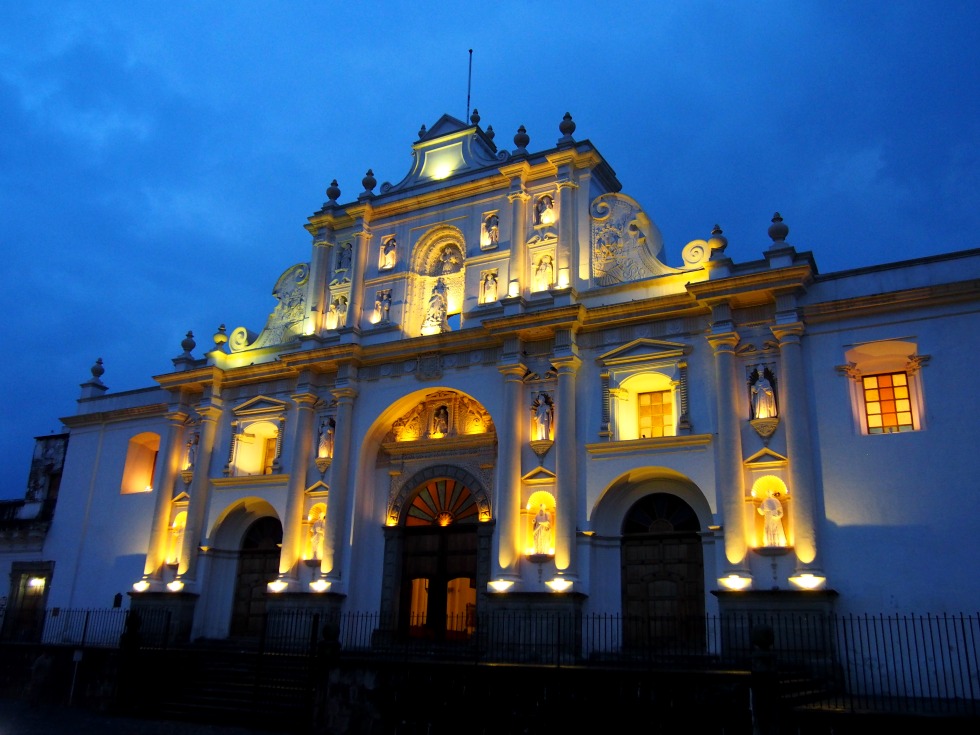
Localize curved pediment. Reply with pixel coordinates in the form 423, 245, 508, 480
380, 114, 506, 194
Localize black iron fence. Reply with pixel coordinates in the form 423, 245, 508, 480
8, 607, 979, 714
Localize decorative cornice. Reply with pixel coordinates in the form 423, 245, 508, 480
586, 434, 712, 456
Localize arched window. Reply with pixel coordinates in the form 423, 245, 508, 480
120, 432, 160, 494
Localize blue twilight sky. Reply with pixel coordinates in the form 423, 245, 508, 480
1, 2, 978, 498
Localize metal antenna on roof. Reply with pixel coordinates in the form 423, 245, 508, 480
466, 49, 473, 122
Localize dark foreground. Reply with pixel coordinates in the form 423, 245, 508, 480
0, 698, 296, 735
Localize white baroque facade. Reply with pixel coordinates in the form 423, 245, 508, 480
3, 112, 979, 644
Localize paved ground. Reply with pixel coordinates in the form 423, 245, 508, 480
0, 698, 298, 735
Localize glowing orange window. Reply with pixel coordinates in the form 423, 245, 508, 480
638, 390, 674, 438
862, 372, 913, 434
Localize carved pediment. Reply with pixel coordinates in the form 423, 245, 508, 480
232, 395, 289, 418
743, 447, 788, 467
522, 466, 557, 484
597, 338, 691, 367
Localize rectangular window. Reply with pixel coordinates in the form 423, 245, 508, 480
863, 372, 914, 433
638, 390, 674, 438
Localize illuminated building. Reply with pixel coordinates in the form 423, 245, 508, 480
2, 111, 979, 644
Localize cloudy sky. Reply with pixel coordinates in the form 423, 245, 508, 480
1, 1, 977, 498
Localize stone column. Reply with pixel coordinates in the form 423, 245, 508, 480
179, 397, 224, 583
706, 327, 750, 578
321, 384, 357, 586
555, 175, 578, 284
279, 389, 318, 583
344, 222, 371, 332
309, 229, 333, 335
143, 407, 189, 580
493, 346, 526, 582
771, 321, 821, 573
506, 178, 529, 295
553, 355, 581, 574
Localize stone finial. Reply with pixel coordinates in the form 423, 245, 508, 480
709, 224, 728, 255
91, 357, 105, 381
558, 112, 576, 147
181, 331, 196, 355
81, 357, 109, 398
418, 123, 427, 139
362, 169, 376, 194
768, 212, 789, 244
213, 324, 228, 346
486, 124, 495, 141
470, 108, 480, 125
325, 180, 340, 204
514, 125, 530, 155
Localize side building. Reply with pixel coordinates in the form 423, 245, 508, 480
3, 112, 978, 649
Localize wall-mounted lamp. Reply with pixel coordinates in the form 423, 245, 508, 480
488, 579, 514, 593
718, 574, 752, 591
309, 578, 330, 593
267, 578, 288, 593
546, 577, 573, 593
788, 572, 826, 591
132, 578, 150, 593
166, 579, 184, 592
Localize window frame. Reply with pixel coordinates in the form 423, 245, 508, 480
837, 340, 929, 436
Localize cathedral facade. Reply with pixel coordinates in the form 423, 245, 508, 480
3, 112, 979, 646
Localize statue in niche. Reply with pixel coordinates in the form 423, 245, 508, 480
483, 214, 499, 248
758, 489, 787, 547
331, 295, 348, 328
439, 246, 461, 274
169, 519, 184, 565
337, 243, 352, 273
531, 392, 554, 440
433, 405, 449, 434
309, 507, 326, 560
533, 255, 554, 292
482, 271, 498, 303
317, 418, 335, 459
535, 195, 555, 226
751, 365, 778, 419
185, 431, 199, 469
374, 289, 392, 323
422, 278, 449, 333
533, 504, 553, 555
381, 238, 396, 270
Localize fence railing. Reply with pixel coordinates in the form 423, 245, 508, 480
8, 607, 979, 713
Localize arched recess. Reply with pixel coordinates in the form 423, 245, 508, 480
379, 464, 492, 643
591, 470, 712, 651
201, 498, 281, 640
410, 224, 466, 335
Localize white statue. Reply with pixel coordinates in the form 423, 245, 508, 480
758, 489, 787, 547
533, 504, 552, 555
317, 418, 335, 459
381, 238, 396, 269
531, 392, 553, 440
751, 366, 777, 419
422, 278, 449, 333
482, 271, 498, 303
533, 255, 553, 291
309, 509, 326, 560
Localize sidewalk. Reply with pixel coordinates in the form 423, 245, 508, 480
0, 698, 299, 735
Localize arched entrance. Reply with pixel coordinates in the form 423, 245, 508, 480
621, 493, 705, 650
399, 476, 479, 640
230, 516, 283, 637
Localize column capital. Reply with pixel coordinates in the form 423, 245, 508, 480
552, 355, 582, 376
771, 321, 805, 345
706, 331, 740, 355
290, 391, 319, 408
499, 363, 528, 380
330, 386, 358, 403
164, 409, 190, 425
195, 397, 224, 422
